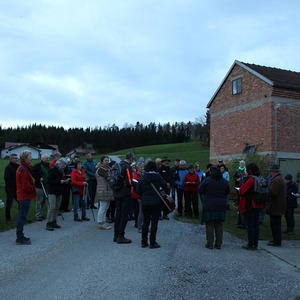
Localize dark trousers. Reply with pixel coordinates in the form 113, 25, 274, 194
16, 200, 31, 238
60, 184, 71, 211
270, 215, 282, 245
5, 191, 16, 221
132, 198, 139, 225
106, 201, 116, 220
87, 179, 97, 206
243, 208, 261, 247
114, 196, 130, 238
185, 191, 199, 217
142, 204, 161, 245
177, 188, 185, 214
285, 207, 295, 230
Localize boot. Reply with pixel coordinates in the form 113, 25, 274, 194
51, 221, 61, 229
46, 222, 54, 231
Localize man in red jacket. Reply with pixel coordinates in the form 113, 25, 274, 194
16, 151, 36, 245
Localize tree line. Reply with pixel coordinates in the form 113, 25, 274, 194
0, 111, 210, 155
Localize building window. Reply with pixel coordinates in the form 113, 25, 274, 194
232, 78, 242, 95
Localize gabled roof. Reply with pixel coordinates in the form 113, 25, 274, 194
4, 141, 57, 150
207, 60, 300, 108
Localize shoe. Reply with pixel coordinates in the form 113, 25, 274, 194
46, 222, 54, 231
90, 205, 97, 209
23, 236, 31, 241
106, 218, 113, 223
81, 217, 90, 221
242, 245, 256, 250
98, 224, 111, 230
214, 245, 221, 250
51, 222, 61, 229
205, 244, 213, 250
113, 236, 117, 242
267, 241, 281, 247
141, 243, 149, 248
149, 242, 160, 249
74, 217, 82, 222
163, 215, 169, 220
117, 237, 132, 244
16, 236, 31, 245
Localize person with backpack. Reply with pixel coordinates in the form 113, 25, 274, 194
112, 152, 135, 244
239, 163, 265, 250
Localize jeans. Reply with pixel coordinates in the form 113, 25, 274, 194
114, 196, 130, 238
16, 200, 31, 238
47, 194, 62, 223
73, 194, 87, 218
142, 204, 161, 245
97, 200, 110, 223
243, 208, 261, 247
35, 188, 46, 218
270, 215, 282, 245
5, 190, 16, 221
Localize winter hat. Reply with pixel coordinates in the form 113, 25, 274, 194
285, 174, 293, 180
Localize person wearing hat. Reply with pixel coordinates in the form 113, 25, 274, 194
283, 174, 299, 235
159, 157, 172, 220
265, 164, 286, 246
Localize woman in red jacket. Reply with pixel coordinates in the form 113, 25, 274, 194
16, 151, 36, 245
71, 161, 89, 222
239, 162, 265, 250
184, 165, 201, 218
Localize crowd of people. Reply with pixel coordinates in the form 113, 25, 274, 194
2, 151, 300, 249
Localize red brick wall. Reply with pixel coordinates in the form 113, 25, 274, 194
209, 64, 300, 161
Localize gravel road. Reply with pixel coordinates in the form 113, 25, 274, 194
0, 211, 299, 300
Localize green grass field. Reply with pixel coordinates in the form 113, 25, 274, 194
1, 141, 299, 243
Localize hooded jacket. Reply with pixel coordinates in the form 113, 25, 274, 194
136, 172, 167, 206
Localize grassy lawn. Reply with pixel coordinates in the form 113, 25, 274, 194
1, 141, 299, 242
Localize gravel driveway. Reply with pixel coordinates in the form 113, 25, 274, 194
1, 210, 299, 300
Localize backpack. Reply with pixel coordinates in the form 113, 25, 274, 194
251, 175, 269, 204
108, 163, 125, 191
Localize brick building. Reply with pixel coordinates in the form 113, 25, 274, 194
207, 60, 300, 179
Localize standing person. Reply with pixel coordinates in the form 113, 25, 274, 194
4, 153, 19, 224
113, 152, 134, 244
239, 163, 265, 250
265, 164, 286, 247
83, 152, 97, 209
96, 156, 114, 230
175, 160, 189, 217
283, 174, 298, 235
159, 157, 172, 220
15, 151, 36, 245
136, 161, 168, 248
170, 158, 180, 200
219, 164, 230, 181
106, 160, 117, 223
132, 161, 145, 232
46, 158, 69, 231
49, 152, 62, 168
60, 157, 72, 212
32, 154, 50, 221
184, 165, 200, 218
198, 165, 230, 250
194, 162, 205, 182
71, 161, 89, 222
234, 160, 246, 227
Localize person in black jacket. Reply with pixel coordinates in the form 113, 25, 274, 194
4, 153, 19, 224
32, 154, 50, 221
136, 161, 168, 249
283, 174, 299, 235
46, 158, 69, 231
198, 165, 230, 250
113, 152, 134, 244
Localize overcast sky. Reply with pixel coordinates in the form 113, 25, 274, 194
1, 0, 300, 130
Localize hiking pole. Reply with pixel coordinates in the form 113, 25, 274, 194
87, 187, 95, 221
